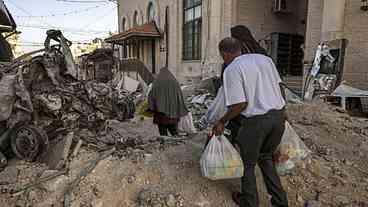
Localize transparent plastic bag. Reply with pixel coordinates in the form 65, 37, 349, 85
178, 112, 197, 134
200, 135, 244, 180
204, 87, 227, 124
198, 87, 226, 130
274, 121, 310, 175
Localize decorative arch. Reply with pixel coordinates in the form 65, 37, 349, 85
121, 17, 126, 31
121, 15, 131, 30
147, 2, 155, 22
133, 10, 139, 26
145, 0, 160, 25
132, 8, 145, 26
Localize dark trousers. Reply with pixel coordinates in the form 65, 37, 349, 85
158, 124, 178, 136
226, 116, 242, 145
236, 110, 288, 207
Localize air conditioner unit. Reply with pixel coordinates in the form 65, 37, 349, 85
273, 0, 289, 13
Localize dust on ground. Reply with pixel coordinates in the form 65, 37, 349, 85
0, 101, 368, 207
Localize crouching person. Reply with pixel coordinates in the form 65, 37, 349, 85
212, 37, 289, 207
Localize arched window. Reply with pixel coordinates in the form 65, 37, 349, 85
122, 18, 126, 31
133, 11, 138, 26
147, 2, 155, 22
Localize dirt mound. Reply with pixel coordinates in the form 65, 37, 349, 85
0, 102, 367, 207
285, 101, 368, 206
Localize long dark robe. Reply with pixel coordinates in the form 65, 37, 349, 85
148, 68, 188, 120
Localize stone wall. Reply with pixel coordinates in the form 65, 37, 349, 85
117, 0, 182, 78
304, 0, 324, 62
117, 0, 232, 83
304, 0, 368, 90
236, 0, 308, 41
342, 0, 368, 89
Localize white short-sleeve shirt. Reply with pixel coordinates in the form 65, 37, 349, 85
223, 54, 285, 118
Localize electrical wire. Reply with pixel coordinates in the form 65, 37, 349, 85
6, 0, 116, 49
17, 41, 94, 45
6, 0, 55, 28
14, 4, 108, 18
80, 6, 117, 29
56, 0, 118, 5
9, 0, 116, 36
18, 24, 111, 34
56, 0, 111, 3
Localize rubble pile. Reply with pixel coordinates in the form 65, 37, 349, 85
1, 46, 368, 206
186, 93, 214, 122
182, 82, 368, 206
0, 100, 367, 206
137, 187, 184, 207
0, 30, 136, 165
185, 89, 368, 206
282, 101, 368, 206
182, 77, 220, 124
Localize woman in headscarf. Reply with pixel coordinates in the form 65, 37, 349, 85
148, 67, 188, 136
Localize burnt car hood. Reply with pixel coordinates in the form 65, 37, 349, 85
0, 0, 16, 32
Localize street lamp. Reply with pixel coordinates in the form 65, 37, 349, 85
361, 0, 368, 11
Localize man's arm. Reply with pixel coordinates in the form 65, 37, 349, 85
213, 102, 247, 136
213, 61, 247, 136
220, 102, 247, 124
279, 82, 286, 101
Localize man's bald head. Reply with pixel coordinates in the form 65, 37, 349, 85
218, 37, 242, 65
219, 37, 242, 54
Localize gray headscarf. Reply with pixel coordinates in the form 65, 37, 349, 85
148, 67, 188, 118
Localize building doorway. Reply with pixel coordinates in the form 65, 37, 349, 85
236, 0, 309, 94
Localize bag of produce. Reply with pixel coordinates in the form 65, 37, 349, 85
273, 121, 310, 175
200, 135, 244, 180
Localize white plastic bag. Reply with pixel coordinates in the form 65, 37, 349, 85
178, 112, 197, 134
205, 87, 227, 124
200, 135, 244, 180
198, 87, 227, 130
274, 122, 310, 175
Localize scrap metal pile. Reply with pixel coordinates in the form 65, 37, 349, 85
0, 30, 135, 165
182, 77, 220, 125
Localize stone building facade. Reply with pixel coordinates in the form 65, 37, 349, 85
112, 0, 368, 89
305, 0, 368, 89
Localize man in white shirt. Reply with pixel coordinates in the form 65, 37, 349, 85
213, 37, 288, 207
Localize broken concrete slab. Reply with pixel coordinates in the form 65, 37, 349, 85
40, 170, 69, 193
0, 165, 18, 184
42, 132, 74, 170
198, 77, 220, 95
122, 75, 140, 92
0, 151, 7, 169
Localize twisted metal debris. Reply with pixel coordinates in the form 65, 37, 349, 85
0, 30, 135, 166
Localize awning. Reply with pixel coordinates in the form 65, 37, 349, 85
0, 0, 16, 32
105, 21, 161, 44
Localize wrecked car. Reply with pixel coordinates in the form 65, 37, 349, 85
0, 29, 135, 170
0, 0, 16, 63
